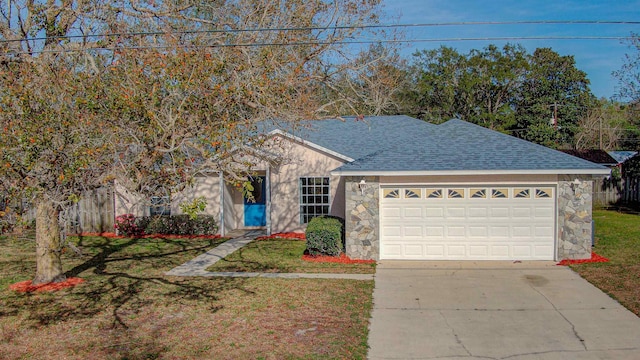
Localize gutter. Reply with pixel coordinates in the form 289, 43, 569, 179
330, 168, 612, 177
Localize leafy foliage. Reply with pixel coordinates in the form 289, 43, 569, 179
136, 215, 218, 236
114, 214, 144, 237
0, 0, 388, 283
514, 48, 595, 148
305, 216, 344, 256
406, 44, 528, 131
613, 33, 640, 104
405, 44, 596, 148
179, 197, 207, 220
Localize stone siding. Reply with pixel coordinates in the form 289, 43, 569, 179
557, 176, 593, 260
344, 176, 379, 260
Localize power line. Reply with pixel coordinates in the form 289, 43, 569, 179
1, 19, 638, 44
1, 36, 634, 56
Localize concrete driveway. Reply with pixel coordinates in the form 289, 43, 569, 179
368, 261, 640, 360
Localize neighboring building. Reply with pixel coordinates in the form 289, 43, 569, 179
559, 149, 618, 168
561, 150, 640, 206
115, 116, 610, 261
608, 151, 637, 165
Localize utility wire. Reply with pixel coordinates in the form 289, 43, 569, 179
1, 36, 634, 56
0, 19, 638, 44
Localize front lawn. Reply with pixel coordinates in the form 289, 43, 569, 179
206, 238, 376, 274
0, 233, 374, 359
570, 209, 640, 316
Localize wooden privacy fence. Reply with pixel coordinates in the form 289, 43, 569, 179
62, 187, 115, 234
23, 187, 115, 234
593, 176, 640, 207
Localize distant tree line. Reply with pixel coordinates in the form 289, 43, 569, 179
341, 40, 640, 151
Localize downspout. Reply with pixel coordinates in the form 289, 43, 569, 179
266, 166, 272, 236
219, 171, 225, 236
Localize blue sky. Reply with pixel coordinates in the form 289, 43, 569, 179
381, 0, 640, 99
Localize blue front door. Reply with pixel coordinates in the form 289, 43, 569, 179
244, 176, 266, 227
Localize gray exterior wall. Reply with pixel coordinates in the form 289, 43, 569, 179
344, 176, 380, 260
557, 176, 593, 260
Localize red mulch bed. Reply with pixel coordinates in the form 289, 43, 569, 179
557, 252, 609, 266
9, 277, 85, 293
256, 232, 306, 240
302, 253, 376, 264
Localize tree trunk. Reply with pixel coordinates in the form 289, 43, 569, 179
32, 199, 66, 285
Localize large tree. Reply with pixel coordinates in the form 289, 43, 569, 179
614, 33, 640, 104
405, 44, 528, 132
515, 48, 595, 148
612, 33, 640, 150
0, 0, 386, 284
574, 99, 629, 150
320, 43, 410, 116
405, 45, 596, 147
404, 46, 467, 123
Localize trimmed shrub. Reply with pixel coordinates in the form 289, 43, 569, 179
136, 214, 218, 236
191, 215, 218, 235
305, 216, 343, 256
114, 214, 144, 237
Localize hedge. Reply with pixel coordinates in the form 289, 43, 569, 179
305, 216, 343, 256
133, 214, 218, 236
115, 214, 218, 236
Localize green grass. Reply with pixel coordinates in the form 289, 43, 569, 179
206, 238, 376, 274
0, 233, 374, 359
570, 209, 640, 316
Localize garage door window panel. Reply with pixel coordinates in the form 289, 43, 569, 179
404, 188, 422, 199
447, 188, 465, 199
491, 188, 509, 198
383, 189, 400, 199
535, 188, 553, 199
514, 188, 531, 198
426, 189, 443, 199
470, 188, 487, 198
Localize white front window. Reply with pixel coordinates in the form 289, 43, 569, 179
299, 177, 330, 223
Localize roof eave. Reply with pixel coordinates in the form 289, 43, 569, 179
268, 129, 355, 162
330, 168, 612, 177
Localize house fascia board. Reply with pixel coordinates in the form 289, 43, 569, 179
330, 168, 612, 177
268, 129, 354, 162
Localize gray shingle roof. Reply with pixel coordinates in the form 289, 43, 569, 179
267, 115, 435, 161
270, 116, 609, 175
608, 151, 638, 164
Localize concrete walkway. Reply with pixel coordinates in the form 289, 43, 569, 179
165, 230, 373, 280
368, 261, 640, 360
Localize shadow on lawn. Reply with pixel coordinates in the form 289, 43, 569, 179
600, 203, 640, 215
213, 247, 280, 272
4, 236, 255, 330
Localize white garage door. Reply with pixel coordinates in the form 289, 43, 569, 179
380, 186, 556, 260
